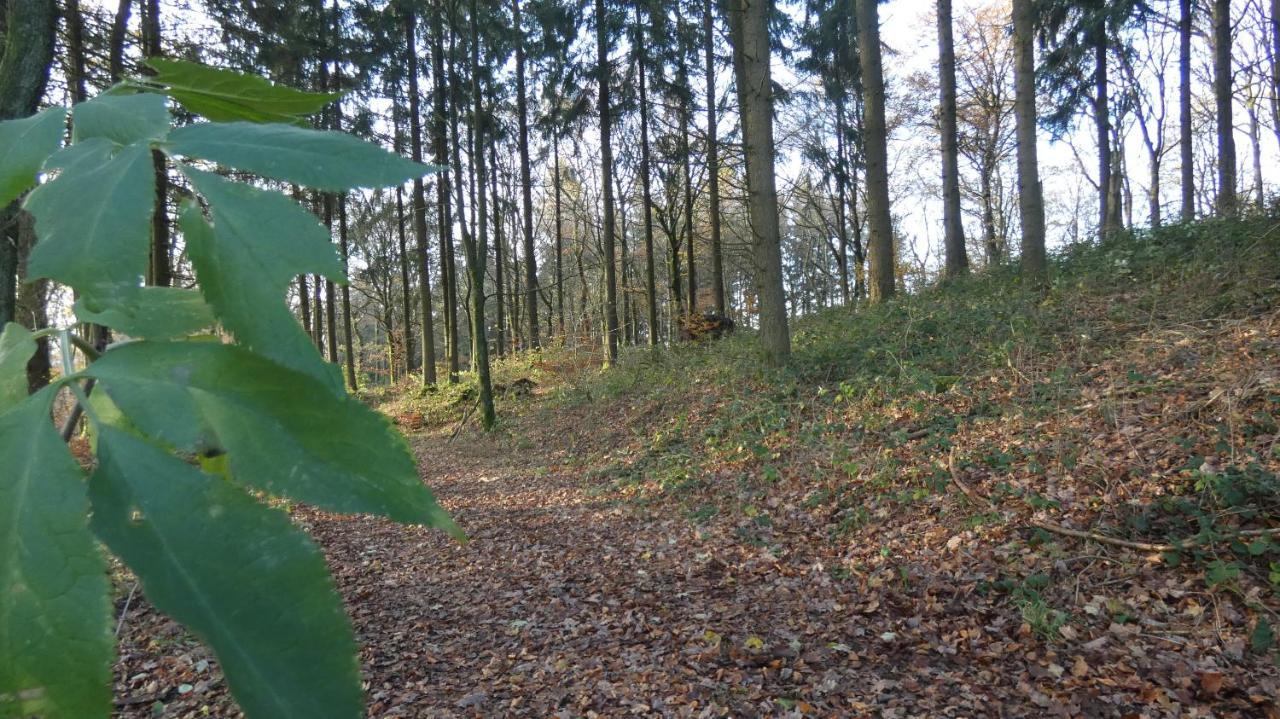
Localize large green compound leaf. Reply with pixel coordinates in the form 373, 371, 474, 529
0, 106, 66, 208
0, 323, 35, 414
0, 389, 112, 719
70, 93, 169, 145
73, 286, 215, 340
87, 341, 462, 536
25, 141, 153, 294
142, 59, 339, 124
178, 172, 342, 392
167, 122, 440, 191
88, 426, 364, 719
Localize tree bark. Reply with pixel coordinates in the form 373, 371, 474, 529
1179, 0, 1194, 220
493, 143, 506, 356
1248, 102, 1263, 207
406, 9, 438, 385
596, 0, 619, 364
1212, 0, 1236, 213
109, 0, 132, 82
395, 186, 415, 373
467, 0, 495, 428
636, 7, 659, 345
391, 101, 417, 374
938, 0, 968, 278
857, 0, 895, 303
1012, 0, 1046, 287
512, 0, 540, 349
727, 0, 789, 364
679, 53, 697, 315
433, 5, 459, 381
141, 0, 171, 287
704, 0, 726, 315
0, 0, 56, 333
65, 0, 88, 103
1095, 32, 1119, 237
553, 133, 565, 337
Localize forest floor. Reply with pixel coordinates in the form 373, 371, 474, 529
110, 217, 1280, 717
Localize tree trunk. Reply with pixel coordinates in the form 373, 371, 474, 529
938, 0, 968, 278
493, 144, 507, 357
109, 0, 132, 82
553, 133, 565, 337
833, 100, 852, 304
1272, 0, 1279, 150
331, 21, 357, 390
0, 0, 56, 333
857, 0, 894, 303
312, 270, 324, 353
636, 10, 659, 345
1213, 0, 1236, 214
1012, 0, 1046, 287
406, 9, 437, 385
66, 0, 88, 103
141, 0, 171, 287
1147, 143, 1161, 228
512, 0, 540, 350
679, 56, 697, 315
727, 0, 789, 364
980, 164, 999, 264
338, 194, 357, 388
704, 0, 726, 315
395, 186, 415, 373
433, 7, 459, 382
298, 275, 313, 340
1248, 102, 1263, 207
1179, 0, 1194, 220
467, 0, 495, 428
596, 0, 619, 364
1094, 33, 1119, 237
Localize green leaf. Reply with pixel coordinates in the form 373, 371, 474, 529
87, 341, 461, 536
25, 141, 153, 294
1253, 616, 1275, 654
166, 122, 440, 191
142, 59, 339, 124
0, 106, 66, 208
0, 389, 112, 719
71, 92, 169, 145
74, 286, 215, 340
88, 426, 363, 719
177, 178, 341, 390
0, 323, 35, 413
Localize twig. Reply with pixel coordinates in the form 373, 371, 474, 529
59, 378, 96, 442
947, 449, 993, 506
1030, 521, 1280, 553
115, 582, 138, 637
448, 397, 481, 443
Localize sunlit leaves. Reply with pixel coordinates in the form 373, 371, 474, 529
89, 426, 363, 719
167, 122, 441, 191
179, 174, 342, 391
0, 107, 66, 208
87, 341, 461, 536
141, 59, 339, 124
0, 390, 112, 719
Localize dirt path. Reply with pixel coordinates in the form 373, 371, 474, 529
306, 430, 902, 718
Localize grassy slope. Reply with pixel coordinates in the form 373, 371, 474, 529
387, 214, 1280, 712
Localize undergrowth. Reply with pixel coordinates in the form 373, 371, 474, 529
556, 213, 1280, 605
